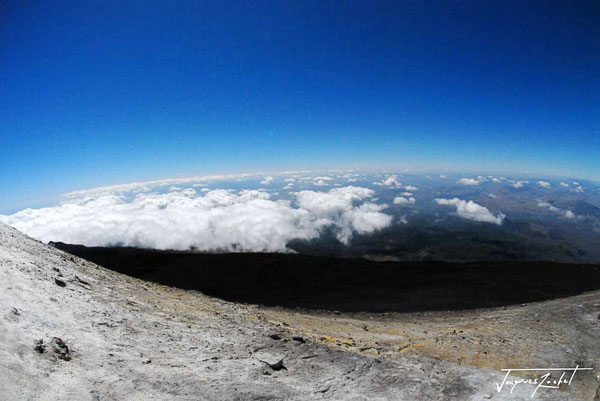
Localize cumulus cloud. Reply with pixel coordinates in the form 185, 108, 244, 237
0, 186, 392, 252
492, 178, 501, 183
439, 175, 448, 179
372, 175, 402, 188
260, 176, 274, 185
393, 196, 416, 205
560, 182, 569, 187
403, 185, 418, 191
575, 185, 584, 193
537, 181, 551, 188
435, 198, 505, 225
510, 180, 528, 188
293, 186, 392, 244
538, 202, 575, 219
457, 178, 480, 186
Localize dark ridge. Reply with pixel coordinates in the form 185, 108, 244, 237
52, 242, 600, 313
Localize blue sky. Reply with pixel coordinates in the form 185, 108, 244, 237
1, 0, 599, 213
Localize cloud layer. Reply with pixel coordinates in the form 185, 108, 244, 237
435, 198, 505, 225
0, 186, 392, 252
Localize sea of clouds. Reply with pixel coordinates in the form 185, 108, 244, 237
0, 186, 393, 252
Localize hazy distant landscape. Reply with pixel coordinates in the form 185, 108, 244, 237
4, 170, 600, 264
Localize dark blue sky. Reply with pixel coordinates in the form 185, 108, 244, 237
1, 0, 599, 212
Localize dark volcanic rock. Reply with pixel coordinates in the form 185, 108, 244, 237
51, 337, 71, 361
34, 339, 45, 354
52, 242, 600, 313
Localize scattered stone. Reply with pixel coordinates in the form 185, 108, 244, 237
483, 394, 492, 399
316, 386, 330, 394
11, 307, 20, 316
54, 278, 66, 287
34, 339, 46, 354
52, 267, 60, 272
143, 359, 152, 364
362, 325, 369, 331
266, 359, 287, 371
51, 337, 71, 361
269, 334, 282, 340
75, 275, 91, 286
292, 335, 305, 343
597, 313, 600, 320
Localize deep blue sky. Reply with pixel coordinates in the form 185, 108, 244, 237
1, 0, 599, 212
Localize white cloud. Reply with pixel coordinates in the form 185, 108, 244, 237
488, 193, 497, 199
492, 178, 501, 183
400, 192, 413, 196
457, 178, 480, 186
573, 181, 579, 185
537, 181, 551, 188
372, 175, 402, 188
575, 185, 584, 193
63, 173, 256, 198
560, 182, 569, 187
283, 183, 294, 190
284, 178, 296, 183
538, 202, 575, 219
510, 180, 528, 188
403, 185, 418, 191
435, 198, 505, 225
393, 196, 416, 205
260, 176, 274, 185
293, 186, 392, 244
439, 175, 448, 179
398, 215, 408, 224
1, 186, 392, 252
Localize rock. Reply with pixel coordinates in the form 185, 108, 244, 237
269, 334, 282, 340
292, 335, 305, 343
34, 339, 45, 354
266, 359, 287, 371
54, 278, 66, 287
143, 359, 152, 364
75, 275, 91, 286
51, 337, 71, 361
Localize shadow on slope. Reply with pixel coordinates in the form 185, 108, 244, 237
53, 242, 600, 313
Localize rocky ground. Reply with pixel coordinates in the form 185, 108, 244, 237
1, 222, 600, 400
